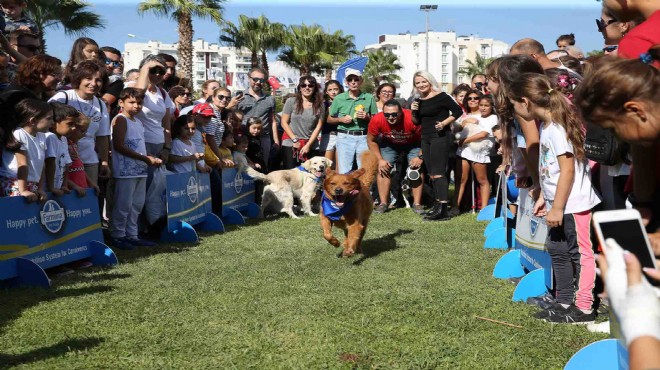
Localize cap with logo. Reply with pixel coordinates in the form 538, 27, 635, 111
192, 103, 216, 117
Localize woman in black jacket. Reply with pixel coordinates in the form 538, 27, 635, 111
410, 71, 463, 220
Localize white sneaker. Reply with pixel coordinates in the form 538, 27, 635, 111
587, 321, 610, 334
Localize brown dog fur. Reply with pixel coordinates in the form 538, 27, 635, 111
320, 151, 378, 257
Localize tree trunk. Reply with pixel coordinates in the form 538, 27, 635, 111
251, 50, 258, 69
177, 12, 194, 82
260, 51, 269, 75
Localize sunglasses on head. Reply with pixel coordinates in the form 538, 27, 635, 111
105, 58, 122, 68
299, 83, 315, 88
251, 77, 266, 83
18, 44, 39, 52
596, 18, 617, 32
383, 112, 398, 118
215, 94, 231, 101
346, 76, 360, 82
149, 67, 166, 75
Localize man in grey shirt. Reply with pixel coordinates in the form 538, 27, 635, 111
238, 67, 277, 170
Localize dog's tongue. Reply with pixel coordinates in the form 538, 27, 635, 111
349, 190, 360, 196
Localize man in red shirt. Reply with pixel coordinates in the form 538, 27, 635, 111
367, 99, 424, 214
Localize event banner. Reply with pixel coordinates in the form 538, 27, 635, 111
514, 188, 553, 288
166, 172, 212, 232
221, 168, 255, 217
0, 192, 103, 278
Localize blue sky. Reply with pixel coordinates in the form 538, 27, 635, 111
44, 0, 605, 63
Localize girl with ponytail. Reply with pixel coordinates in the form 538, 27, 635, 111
509, 72, 601, 324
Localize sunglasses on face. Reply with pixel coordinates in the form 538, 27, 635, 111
299, 83, 315, 89
251, 77, 266, 83
180, 92, 192, 97
346, 77, 360, 82
18, 44, 39, 52
467, 96, 480, 101
149, 67, 166, 75
596, 18, 617, 32
187, 126, 196, 131
105, 58, 122, 68
603, 45, 618, 53
215, 95, 231, 101
383, 112, 398, 118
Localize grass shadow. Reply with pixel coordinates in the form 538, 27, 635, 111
53, 272, 132, 287
0, 337, 103, 369
352, 229, 414, 266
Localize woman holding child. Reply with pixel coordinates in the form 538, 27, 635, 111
279, 76, 324, 169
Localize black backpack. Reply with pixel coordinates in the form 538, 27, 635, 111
584, 122, 629, 166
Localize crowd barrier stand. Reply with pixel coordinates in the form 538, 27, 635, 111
162, 172, 224, 243
483, 173, 516, 250
221, 168, 259, 225
0, 192, 117, 288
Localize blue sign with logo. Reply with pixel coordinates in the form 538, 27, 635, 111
514, 189, 553, 288
221, 168, 255, 217
165, 172, 212, 233
0, 192, 116, 285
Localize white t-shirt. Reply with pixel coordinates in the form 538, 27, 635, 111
539, 122, 601, 214
111, 114, 148, 179
456, 113, 497, 163
169, 138, 196, 173
0, 128, 47, 182
45, 133, 72, 188
49, 90, 111, 164
134, 86, 175, 144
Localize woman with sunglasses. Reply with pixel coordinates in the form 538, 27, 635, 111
128, 54, 174, 171
205, 87, 236, 168
279, 76, 324, 169
597, 7, 643, 56
168, 86, 192, 119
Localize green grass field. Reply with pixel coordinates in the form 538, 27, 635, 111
0, 209, 606, 369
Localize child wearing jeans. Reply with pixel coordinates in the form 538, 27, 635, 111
0, 99, 50, 201
45, 103, 77, 196
110, 88, 162, 250
510, 73, 601, 324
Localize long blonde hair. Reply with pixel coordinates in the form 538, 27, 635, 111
411, 71, 441, 96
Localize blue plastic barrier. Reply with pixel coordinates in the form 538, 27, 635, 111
163, 172, 224, 243
221, 168, 259, 225
0, 192, 117, 288
564, 339, 628, 370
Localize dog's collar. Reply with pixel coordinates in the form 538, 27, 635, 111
321, 191, 358, 221
297, 165, 321, 183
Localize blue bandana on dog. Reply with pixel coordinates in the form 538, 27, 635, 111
297, 165, 321, 183
321, 192, 354, 221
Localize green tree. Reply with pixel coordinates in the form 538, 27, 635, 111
278, 24, 333, 76
457, 54, 494, 78
26, 0, 104, 53
361, 48, 402, 93
138, 0, 225, 81
587, 49, 604, 57
322, 30, 357, 81
220, 15, 285, 74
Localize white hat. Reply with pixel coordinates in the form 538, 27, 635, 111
345, 68, 362, 78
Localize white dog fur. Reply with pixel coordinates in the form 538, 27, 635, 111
245, 156, 333, 218
454, 123, 493, 155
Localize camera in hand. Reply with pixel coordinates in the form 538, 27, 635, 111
475, 82, 484, 90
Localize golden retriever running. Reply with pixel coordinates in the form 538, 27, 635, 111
246, 156, 332, 218
320, 151, 378, 257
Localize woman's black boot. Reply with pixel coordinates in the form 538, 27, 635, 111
424, 202, 451, 221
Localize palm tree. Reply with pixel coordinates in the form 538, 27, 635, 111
362, 48, 402, 92
322, 30, 357, 81
457, 54, 494, 78
138, 0, 225, 81
26, 0, 105, 53
220, 15, 285, 74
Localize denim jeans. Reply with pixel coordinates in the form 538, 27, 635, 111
336, 132, 368, 174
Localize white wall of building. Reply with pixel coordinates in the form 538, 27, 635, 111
364, 31, 508, 98
123, 39, 253, 91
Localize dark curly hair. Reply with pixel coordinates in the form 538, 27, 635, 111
70, 60, 108, 90
15, 55, 62, 92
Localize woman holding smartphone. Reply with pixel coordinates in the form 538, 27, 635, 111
410, 71, 463, 221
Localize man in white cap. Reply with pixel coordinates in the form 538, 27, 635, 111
327, 68, 378, 174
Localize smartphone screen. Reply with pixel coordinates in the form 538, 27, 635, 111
598, 219, 658, 277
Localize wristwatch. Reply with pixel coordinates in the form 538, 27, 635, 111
292, 138, 299, 143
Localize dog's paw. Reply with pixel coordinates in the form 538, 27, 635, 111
341, 249, 355, 258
